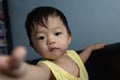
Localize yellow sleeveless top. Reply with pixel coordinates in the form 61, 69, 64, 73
37, 50, 88, 80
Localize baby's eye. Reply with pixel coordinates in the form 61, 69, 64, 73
55, 32, 62, 36
38, 36, 45, 40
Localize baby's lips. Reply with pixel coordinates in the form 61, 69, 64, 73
49, 47, 59, 52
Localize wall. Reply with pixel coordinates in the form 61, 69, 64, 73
7, 0, 120, 60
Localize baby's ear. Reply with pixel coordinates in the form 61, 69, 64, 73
68, 35, 72, 45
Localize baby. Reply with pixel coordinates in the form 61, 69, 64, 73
0, 6, 105, 80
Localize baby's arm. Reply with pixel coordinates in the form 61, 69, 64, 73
0, 46, 50, 80
79, 43, 106, 63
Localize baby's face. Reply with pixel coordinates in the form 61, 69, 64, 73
31, 16, 71, 60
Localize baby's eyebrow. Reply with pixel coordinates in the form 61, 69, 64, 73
36, 31, 46, 34
33, 30, 46, 36
52, 26, 62, 31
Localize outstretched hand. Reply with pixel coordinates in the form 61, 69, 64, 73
79, 43, 106, 63
0, 46, 27, 78
87, 43, 106, 51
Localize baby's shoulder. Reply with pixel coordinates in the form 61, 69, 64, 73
38, 62, 50, 71
29, 63, 51, 80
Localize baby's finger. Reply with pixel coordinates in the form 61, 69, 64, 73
11, 46, 27, 61
0, 46, 27, 77
10, 46, 27, 69
98, 43, 106, 48
0, 56, 10, 73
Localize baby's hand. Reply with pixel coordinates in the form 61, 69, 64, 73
0, 46, 27, 78
87, 43, 106, 51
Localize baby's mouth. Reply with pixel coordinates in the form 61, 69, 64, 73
49, 47, 59, 52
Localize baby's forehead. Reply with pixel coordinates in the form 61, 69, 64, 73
31, 16, 66, 33
35, 16, 63, 26
47, 16, 62, 23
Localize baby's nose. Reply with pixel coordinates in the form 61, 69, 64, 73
47, 36, 55, 45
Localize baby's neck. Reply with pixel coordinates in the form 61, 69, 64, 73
51, 54, 69, 65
